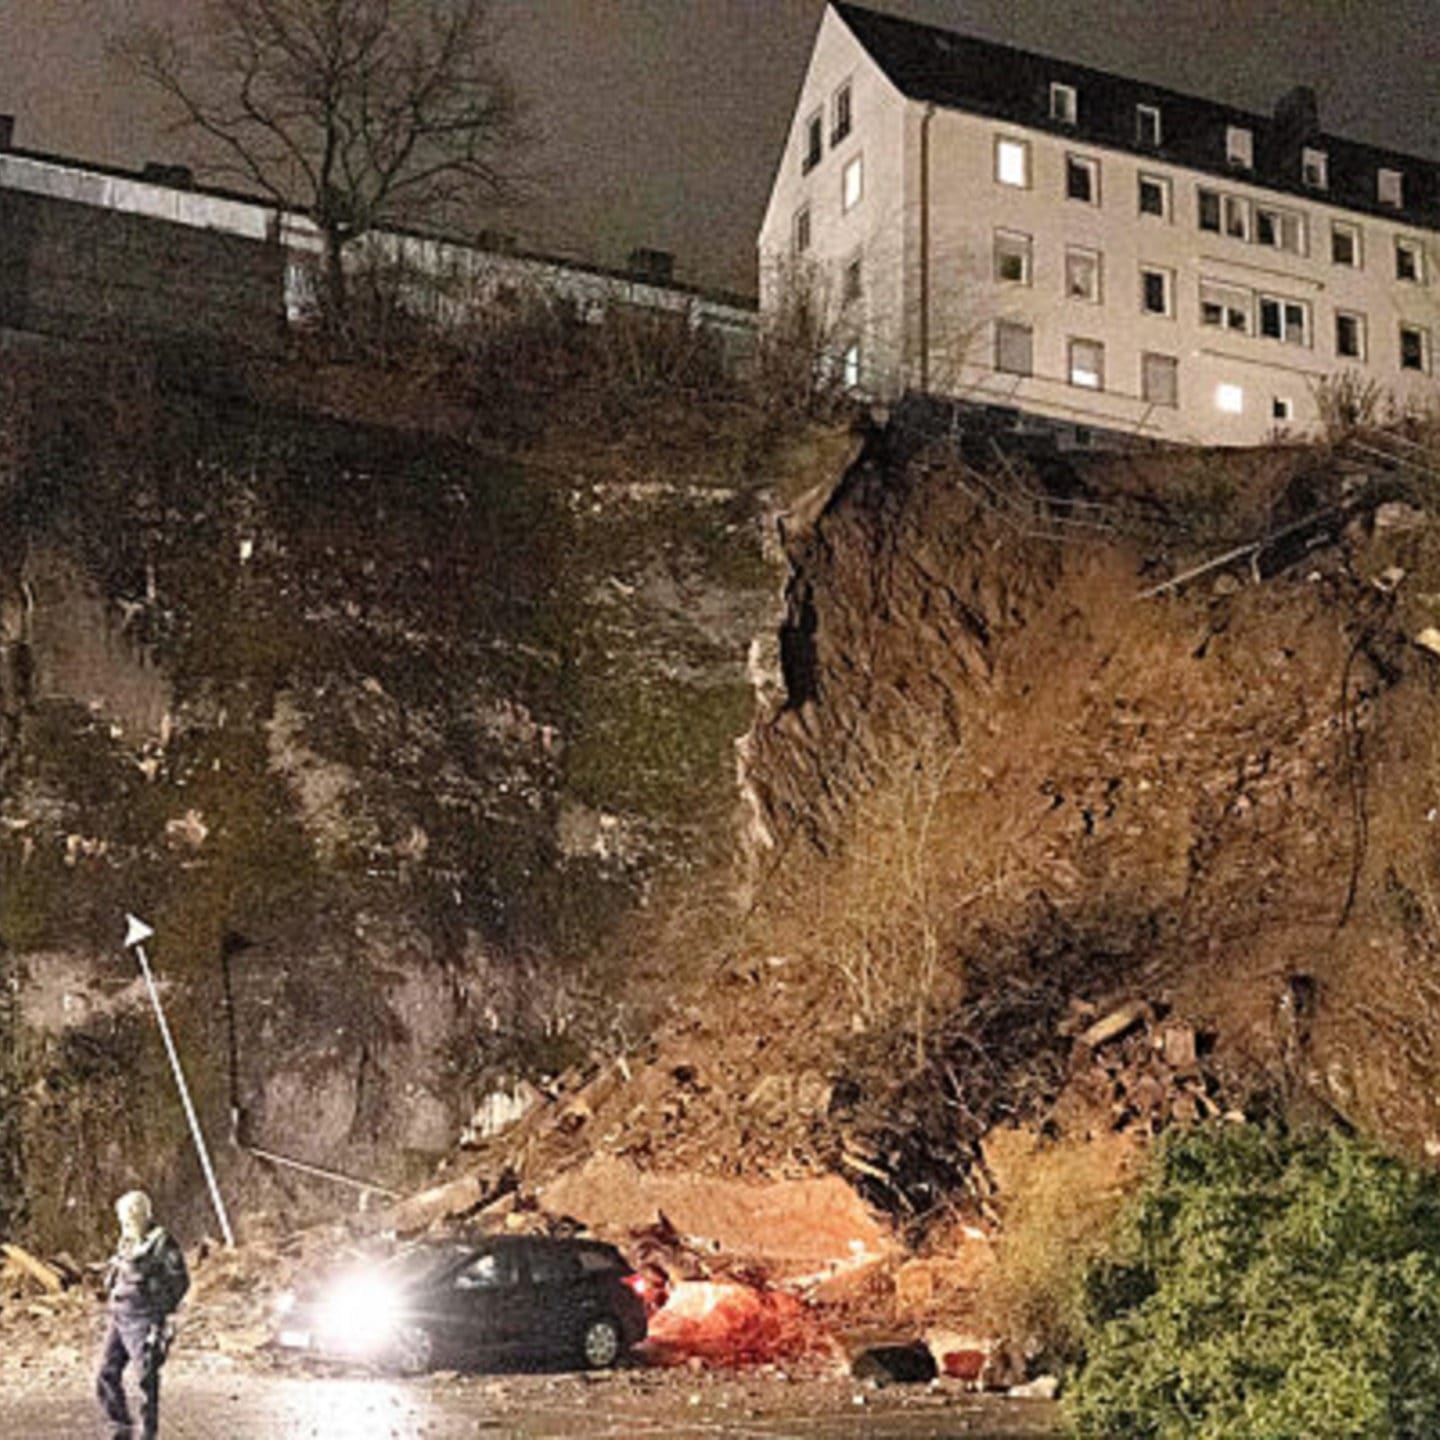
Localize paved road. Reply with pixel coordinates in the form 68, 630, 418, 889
1, 1359, 1062, 1439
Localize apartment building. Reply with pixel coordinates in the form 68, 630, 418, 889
759, 3, 1440, 446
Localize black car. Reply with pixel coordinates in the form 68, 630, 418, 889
275, 1235, 651, 1374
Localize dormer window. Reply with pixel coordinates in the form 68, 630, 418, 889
1050, 83, 1078, 126
803, 112, 822, 174
831, 82, 852, 146
1379, 168, 1404, 208
1302, 148, 1328, 189
1136, 104, 1162, 148
1226, 125, 1253, 169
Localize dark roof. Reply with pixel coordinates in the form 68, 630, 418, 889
833, 2, 1440, 227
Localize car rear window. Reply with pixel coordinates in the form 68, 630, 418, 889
528, 1247, 582, 1284
574, 1246, 625, 1274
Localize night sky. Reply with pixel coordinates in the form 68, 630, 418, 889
4, 1, 1440, 295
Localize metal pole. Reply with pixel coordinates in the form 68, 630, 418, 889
124, 915, 235, 1248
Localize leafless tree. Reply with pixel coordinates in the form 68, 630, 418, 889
118, 0, 525, 319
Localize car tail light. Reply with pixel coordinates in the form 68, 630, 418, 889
622, 1270, 668, 1313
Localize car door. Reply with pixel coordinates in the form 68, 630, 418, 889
448, 1245, 523, 1362
522, 1242, 586, 1355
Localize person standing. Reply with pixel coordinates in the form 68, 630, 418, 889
95, 1190, 190, 1440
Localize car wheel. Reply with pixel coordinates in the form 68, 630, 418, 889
389, 1323, 434, 1376
579, 1315, 622, 1370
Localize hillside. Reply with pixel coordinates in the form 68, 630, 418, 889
7, 331, 1440, 1370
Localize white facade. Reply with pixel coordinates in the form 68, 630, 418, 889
760, 4, 1440, 446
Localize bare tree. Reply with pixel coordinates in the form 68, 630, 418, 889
119, 0, 525, 319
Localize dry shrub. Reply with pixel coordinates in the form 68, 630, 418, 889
982, 1126, 1143, 1357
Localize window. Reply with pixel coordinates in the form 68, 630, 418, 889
1331, 222, 1361, 268
831, 82, 852, 146
994, 229, 1033, 285
1136, 104, 1162, 148
1335, 310, 1366, 360
842, 154, 863, 212
803, 112, 822, 174
995, 320, 1033, 376
1216, 383, 1245, 414
1069, 337, 1104, 389
1142, 352, 1178, 407
1258, 295, 1310, 346
1138, 173, 1171, 219
1065, 246, 1102, 303
455, 1251, 519, 1291
1198, 187, 1221, 232
1200, 279, 1251, 333
1272, 397, 1294, 422
1302, 147, 1328, 189
1050, 82, 1078, 125
793, 206, 811, 255
1226, 125, 1254, 169
842, 254, 863, 304
1140, 266, 1174, 317
1256, 206, 1306, 254
842, 340, 861, 389
1066, 154, 1100, 204
1379, 168, 1405, 208
530, 1247, 581, 1285
995, 136, 1030, 188
1396, 237, 1425, 283
1401, 324, 1429, 372
1224, 194, 1251, 241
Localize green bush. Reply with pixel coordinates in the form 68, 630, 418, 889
1068, 1123, 1440, 1440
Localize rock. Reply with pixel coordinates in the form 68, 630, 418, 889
387, 1172, 487, 1233
850, 1341, 937, 1385
1009, 1373, 1061, 1400
1415, 628, 1440, 659
1374, 501, 1427, 533
1160, 1024, 1198, 1071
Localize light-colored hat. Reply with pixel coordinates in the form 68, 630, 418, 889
115, 1190, 153, 1236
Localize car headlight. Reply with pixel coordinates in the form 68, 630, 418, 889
314, 1272, 403, 1355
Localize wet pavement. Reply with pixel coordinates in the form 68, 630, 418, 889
1, 1357, 1063, 1438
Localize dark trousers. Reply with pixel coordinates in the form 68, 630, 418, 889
96, 1313, 163, 1440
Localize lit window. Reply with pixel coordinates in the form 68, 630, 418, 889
1050, 83, 1078, 125
1069, 337, 1104, 389
1226, 125, 1253, 169
1302, 148, 1328, 189
842, 154, 863, 212
803, 112, 822, 174
1138, 173, 1170, 219
1379, 168, 1405, 208
793, 206, 811, 255
1142, 352, 1178, 407
1401, 324, 1429, 372
995, 320, 1033, 376
1200, 280, 1252, 333
1198, 187, 1221, 232
831, 82, 852, 146
1065, 247, 1102, 303
1272, 397, 1294, 422
1256, 206, 1305, 254
995, 136, 1030, 188
1258, 295, 1310, 347
1396, 237, 1425, 284
1216, 383, 1244, 414
842, 340, 861, 389
1066, 154, 1100, 204
1331, 222, 1361, 268
1136, 104, 1162, 147
1336, 311, 1366, 360
1140, 266, 1174, 316
842, 254, 862, 304
993, 229, 1033, 285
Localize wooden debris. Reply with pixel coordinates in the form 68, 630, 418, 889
2, 1243, 63, 1294
1078, 1000, 1149, 1050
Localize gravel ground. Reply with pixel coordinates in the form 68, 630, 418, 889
1, 1350, 1063, 1438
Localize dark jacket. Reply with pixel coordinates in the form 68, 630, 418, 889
106, 1227, 190, 1320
